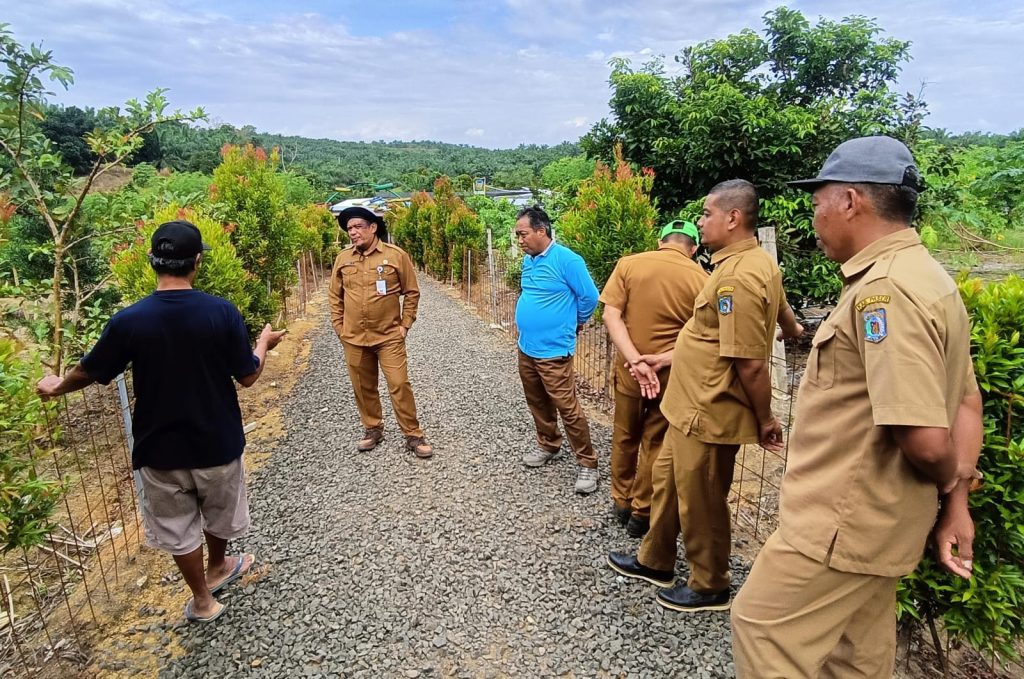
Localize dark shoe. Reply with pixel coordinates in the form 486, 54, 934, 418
357, 428, 384, 451
406, 436, 433, 459
611, 504, 631, 527
656, 584, 730, 613
606, 552, 674, 588
625, 515, 650, 539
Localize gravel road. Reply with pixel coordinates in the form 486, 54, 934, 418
159, 277, 744, 678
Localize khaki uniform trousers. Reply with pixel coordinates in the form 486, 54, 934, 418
610, 387, 668, 518
638, 426, 738, 592
731, 531, 897, 679
342, 339, 423, 438
517, 350, 597, 468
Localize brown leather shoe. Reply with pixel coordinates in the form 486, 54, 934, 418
406, 436, 433, 459
357, 428, 384, 451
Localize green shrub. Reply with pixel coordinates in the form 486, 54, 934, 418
110, 204, 253, 326
0, 338, 64, 552
556, 146, 658, 289
897, 274, 1024, 660
390, 178, 483, 279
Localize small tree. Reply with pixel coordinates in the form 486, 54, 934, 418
556, 145, 658, 289
0, 24, 204, 370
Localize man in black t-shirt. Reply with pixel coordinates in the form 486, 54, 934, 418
38, 219, 285, 623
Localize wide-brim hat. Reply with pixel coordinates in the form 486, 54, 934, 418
336, 206, 388, 241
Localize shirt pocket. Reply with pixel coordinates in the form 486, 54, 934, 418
339, 263, 359, 285
380, 264, 401, 290
690, 296, 716, 337
808, 323, 837, 389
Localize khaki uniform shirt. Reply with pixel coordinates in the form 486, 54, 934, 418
328, 240, 420, 347
779, 229, 977, 577
599, 243, 709, 398
661, 238, 785, 444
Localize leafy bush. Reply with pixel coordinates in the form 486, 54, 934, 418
465, 195, 518, 250
556, 146, 658, 288
760, 191, 842, 306
110, 205, 253, 325
390, 177, 483, 279
897, 274, 1024, 660
0, 338, 64, 552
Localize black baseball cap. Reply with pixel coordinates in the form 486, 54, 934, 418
788, 136, 926, 193
150, 220, 210, 259
337, 206, 388, 240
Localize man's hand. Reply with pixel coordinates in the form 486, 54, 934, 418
758, 415, 785, 452
933, 500, 975, 579
399, 326, 408, 339
627, 360, 661, 399
259, 324, 287, 350
777, 322, 805, 341
36, 375, 63, 400
637, 353, 671, 372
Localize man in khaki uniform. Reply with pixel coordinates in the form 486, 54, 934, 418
608, 179, 803, 612
328, 206, 433, 458
601, 220, 708, 538
731, 137, 983, 677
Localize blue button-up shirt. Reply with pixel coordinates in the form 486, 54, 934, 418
515, 241, 599, 358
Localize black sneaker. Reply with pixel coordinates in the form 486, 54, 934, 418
607, 552, 674, 588
611, 504, 631, 527
625, 515, 649, 538
656, 584, 730, 612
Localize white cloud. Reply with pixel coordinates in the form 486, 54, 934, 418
465, 127, 485, 136
565, 116, 588, 128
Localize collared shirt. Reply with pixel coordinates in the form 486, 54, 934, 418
779, 228, 977, 577
599, 243, 709, 397
661, 237, 785, 444
328, 239, 420, 347
515, 241, 599, 359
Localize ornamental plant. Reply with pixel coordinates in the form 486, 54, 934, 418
390, 177, 483, 280
556, 145, 658, 289
897, 274, 1024, 662
110, 205, 252, 326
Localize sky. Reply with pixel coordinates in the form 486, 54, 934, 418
6, 0, 1023, 148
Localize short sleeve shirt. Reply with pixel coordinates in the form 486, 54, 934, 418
599, 243, 708, 397
79, 290, 258, 471
328, 240, 420, 346
779, 229, 977, 577
660, 238, 785, 444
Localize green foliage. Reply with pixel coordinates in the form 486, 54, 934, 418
556, 147, 658, 289
541, 156, 596, 194
759, 191, 842, 305
110, 204, 252, 322
390, 177, 483, 279
0, 338, 64, 552
897, 275, 1024, 660
211, 143, 299, 321
465, 195, 518, 249
581, 8, 924, 215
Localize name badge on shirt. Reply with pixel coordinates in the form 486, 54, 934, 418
375, 279, 387, 295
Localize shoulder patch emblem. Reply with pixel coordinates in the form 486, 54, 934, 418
863, 308, 888, 343
856, 295, 891, 312
718, 294, 733, 315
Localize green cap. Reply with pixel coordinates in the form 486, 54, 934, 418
659, 220, 699, 244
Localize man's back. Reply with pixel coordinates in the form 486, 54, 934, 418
81, 289, 257, 471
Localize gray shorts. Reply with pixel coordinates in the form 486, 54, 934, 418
139, 457, 250, 555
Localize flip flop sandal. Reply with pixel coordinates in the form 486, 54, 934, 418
184, 598, 227, 623
210, 553, 255, 594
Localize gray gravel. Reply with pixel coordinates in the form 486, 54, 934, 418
159, 278, 746, 678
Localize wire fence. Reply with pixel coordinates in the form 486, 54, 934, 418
441, 229, 808, 546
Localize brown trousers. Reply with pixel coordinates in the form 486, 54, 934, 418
517, 350, 597, 468
610, 387, 668, 518
731, 531, 898, 678
342, 339, 423, 438
638, 426, 738, 592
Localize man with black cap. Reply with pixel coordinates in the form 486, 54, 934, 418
328, 206, 433, 458
730, 136, 983, 677
600, 220, 708, 538
38, 219, 286, 623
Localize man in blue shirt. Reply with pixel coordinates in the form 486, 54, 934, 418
514, 206, 600, 494
37, 220, 285, 624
